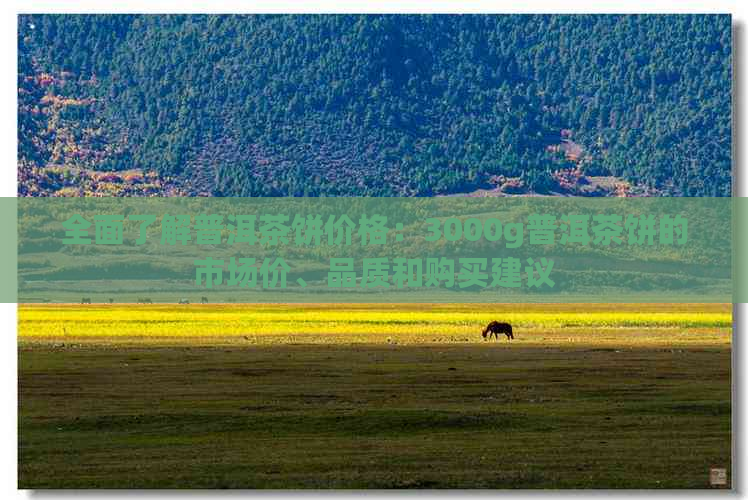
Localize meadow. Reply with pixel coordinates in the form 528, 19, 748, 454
18, 303, 731, 344
18, 303, 732, 488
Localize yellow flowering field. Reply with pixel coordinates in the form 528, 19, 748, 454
18, 303, 732, 346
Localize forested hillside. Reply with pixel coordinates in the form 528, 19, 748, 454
18, 14, 732, 197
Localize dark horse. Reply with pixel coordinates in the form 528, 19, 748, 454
482, 321, 514, 341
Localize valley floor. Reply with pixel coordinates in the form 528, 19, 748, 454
18, 304, 731, 488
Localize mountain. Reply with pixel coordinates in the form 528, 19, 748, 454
17, 14, 732, 197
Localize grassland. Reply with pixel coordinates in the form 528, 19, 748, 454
18, 303, 732, 488
18, 303, 731, 344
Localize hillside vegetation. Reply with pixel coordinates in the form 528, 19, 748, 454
18, 15, 732, 197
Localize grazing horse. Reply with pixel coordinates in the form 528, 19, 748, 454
482, 321, 514, 341
81, 297, 91, 304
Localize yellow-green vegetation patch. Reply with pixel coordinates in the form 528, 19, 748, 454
18, 303, 732, 347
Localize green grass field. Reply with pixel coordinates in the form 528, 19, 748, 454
18, 303, 732, 488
